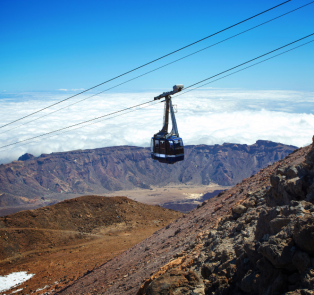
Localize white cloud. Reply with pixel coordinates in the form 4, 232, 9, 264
58, 89, 68, 91
0, 89, 313, 164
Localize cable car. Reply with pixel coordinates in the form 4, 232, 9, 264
151, 85, 184, 164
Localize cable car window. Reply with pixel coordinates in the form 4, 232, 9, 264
154, 140, 159, 153
160, 140, 165, 154
174, 140, 180, 148
174, 140, 184, 154
167, 140, 175, 155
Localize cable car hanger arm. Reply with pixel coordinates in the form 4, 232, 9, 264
154, 85, 184, 100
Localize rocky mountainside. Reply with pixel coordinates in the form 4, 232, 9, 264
0, 140, 296, 209
55, 140, 314, 295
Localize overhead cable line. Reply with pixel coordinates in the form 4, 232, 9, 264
173, 39, 314, 98
1, 102, 164, 153
1, 33, 313, 151
2, 1, 312, 136
29, 39, 314, 145
0, 100, 157, 150
2, 39, 313, 153
0, 0, 291, 129
180, 33, 314, 92
2, 38, 313, 154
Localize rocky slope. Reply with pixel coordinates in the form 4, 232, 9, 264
0, 196, 182, 294
56, 141, 314, 295
0, 141, 296, 209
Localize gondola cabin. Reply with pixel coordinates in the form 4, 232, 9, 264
151, 85, 185, 164
151, 136, 184, 164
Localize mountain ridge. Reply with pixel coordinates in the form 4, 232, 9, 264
0, 140, 296, 213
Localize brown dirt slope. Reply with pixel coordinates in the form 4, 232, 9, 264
0, 141, 296, 210
0, 195, 182, 260
0, 196, 182, 294
55, 144, 310, 295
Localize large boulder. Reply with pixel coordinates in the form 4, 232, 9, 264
258, 240, 296, 271
293, 216, 314, 256
292, 251, 311, 273
232, 205, 247, 215
270, 217, 291, 235
145, 269, 201, 295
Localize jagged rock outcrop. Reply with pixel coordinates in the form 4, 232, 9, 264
18, 153, 35, 161
0, 141, 295, 208
136, 139, 314, 295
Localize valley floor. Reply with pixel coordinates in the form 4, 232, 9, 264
0, 184, 230, 217
106, 183, 231, 210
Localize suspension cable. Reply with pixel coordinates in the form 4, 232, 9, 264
0, 0, 292, 130
2, 33, 311, 154
173, 39, 314, 98
2, 1, 312, 136
0, 33, 313, 151
181, 33, 314, 91
0, 101, 163, 153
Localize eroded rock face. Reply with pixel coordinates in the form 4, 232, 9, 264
293, 216, 314, 256
18, 153, 35, 161
0, 141, 296, 207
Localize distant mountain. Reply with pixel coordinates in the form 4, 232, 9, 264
0, 140, 296, 210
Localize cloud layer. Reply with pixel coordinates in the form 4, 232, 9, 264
0, 88, 313, 164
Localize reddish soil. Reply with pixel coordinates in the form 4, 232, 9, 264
0, 196, 182, 294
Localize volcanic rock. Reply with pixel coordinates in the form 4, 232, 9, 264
292, 251, 311, 273
232, 204, 247, 215
293, 216, 314, 256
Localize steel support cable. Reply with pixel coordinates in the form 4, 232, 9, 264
173, 39, 314, 99
0, 0, 292, 130
2, 1, 312, 136
1, 38, 313, 152
179, 33, 314, 92
0, 100, 158, 150
0, 33, 313, 151
0, 101, 163, 153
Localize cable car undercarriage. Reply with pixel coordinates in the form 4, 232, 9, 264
151, 85, 184, 164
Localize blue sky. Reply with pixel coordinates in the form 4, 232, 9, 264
1, 0, 313, 92
0, 0, 314, 163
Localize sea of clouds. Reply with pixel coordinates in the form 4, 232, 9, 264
0, 88, 313, 164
